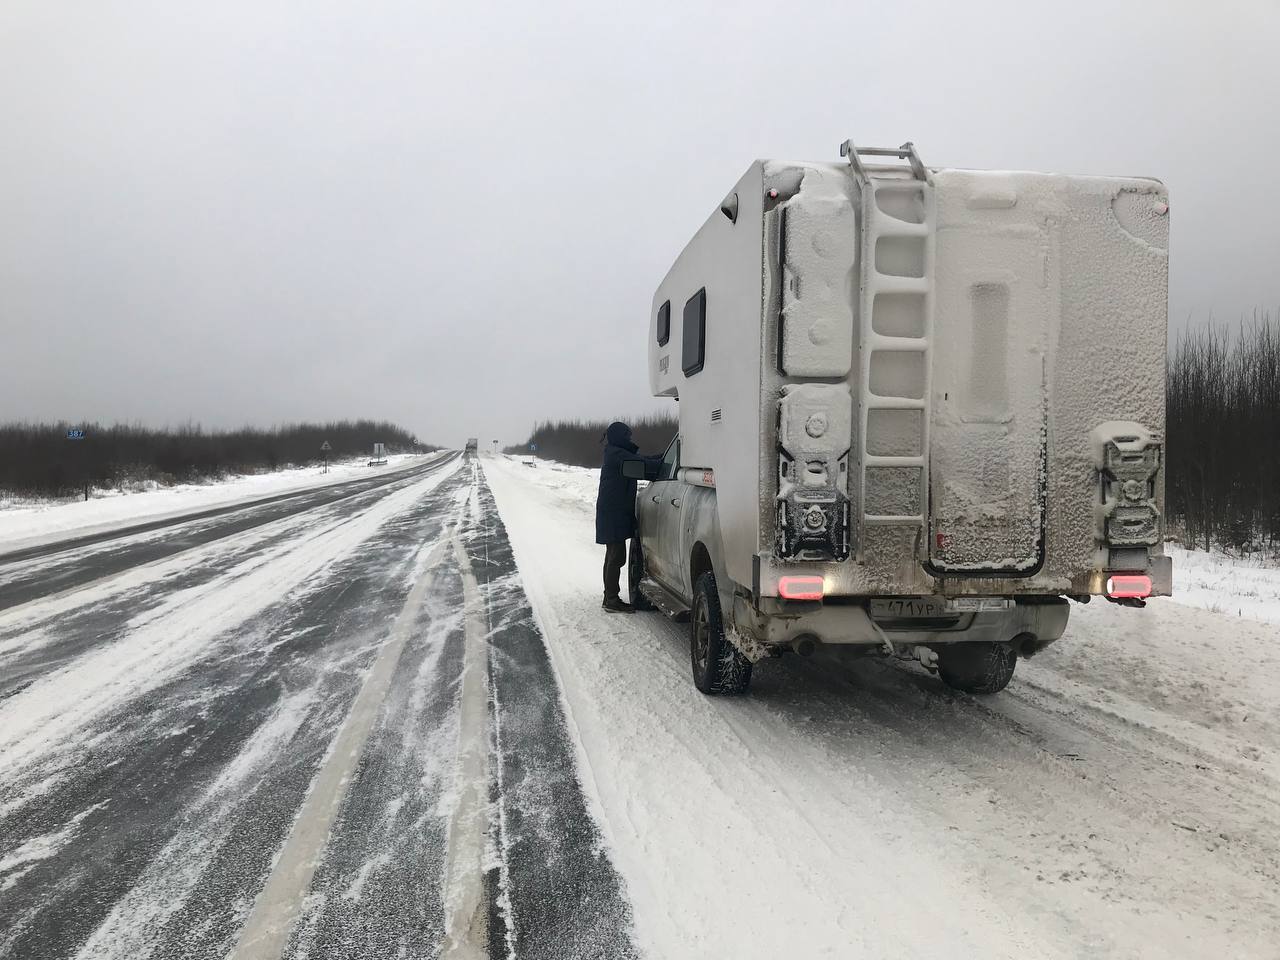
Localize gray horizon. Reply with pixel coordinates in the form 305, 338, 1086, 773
3, 0, 1277, 448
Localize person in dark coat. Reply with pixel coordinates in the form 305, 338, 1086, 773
596, 421, 659, 613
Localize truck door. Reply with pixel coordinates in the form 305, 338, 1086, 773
638, 437, 681, 591
928, 222, 1049, 575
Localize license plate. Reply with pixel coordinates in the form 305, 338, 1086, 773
870, 597, 947, 619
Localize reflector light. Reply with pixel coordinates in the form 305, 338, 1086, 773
1106, 574, 1152, 599
778, 576, 824, 601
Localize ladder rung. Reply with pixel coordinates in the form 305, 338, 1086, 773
864, 455, 924, 467
862, 397, 927, 410
865, 276, 930, 295
866, 217, 929, 238
866, 334, 928, 351
863, 515, 925, 525
840, 140, 928, 182
856, 146, 914, 157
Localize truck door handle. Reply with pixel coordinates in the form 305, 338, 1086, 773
651, 495, 660, 503
671, 498, 682, 508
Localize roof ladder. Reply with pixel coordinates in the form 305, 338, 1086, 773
840, 140, 935, 557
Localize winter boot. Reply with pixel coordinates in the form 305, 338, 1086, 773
602, 596, 635, 614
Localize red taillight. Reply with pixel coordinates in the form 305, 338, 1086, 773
1107, 574, 1152, 599
778, 576, 824, 601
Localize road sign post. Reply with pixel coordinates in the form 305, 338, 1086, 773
66, 428, 88, 500
320, 439, 331, 474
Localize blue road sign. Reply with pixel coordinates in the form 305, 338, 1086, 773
66, 429, 85, 440
529, 442, 538, 452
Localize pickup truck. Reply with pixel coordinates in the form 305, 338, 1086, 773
624, 139, 1171, 697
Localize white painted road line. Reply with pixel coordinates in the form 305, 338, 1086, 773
440, 533, 495, 960
228, 534, 451, 960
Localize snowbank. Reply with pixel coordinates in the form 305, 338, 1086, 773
1166, 543, 1280, 625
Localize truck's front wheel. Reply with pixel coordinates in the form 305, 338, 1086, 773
937, 641, 1017, 695
690, 571, 752, 695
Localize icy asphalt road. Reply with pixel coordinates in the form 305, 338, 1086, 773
4, 452, 1279, 960
0, 453, 635, 960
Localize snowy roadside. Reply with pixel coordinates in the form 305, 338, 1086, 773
1166, 543, 1280, 625
0, 453, 437, 554
482, 453, 1280, 960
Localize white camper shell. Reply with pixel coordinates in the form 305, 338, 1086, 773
630, 141, 1170, 696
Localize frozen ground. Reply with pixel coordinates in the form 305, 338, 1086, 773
0, 453, 428, 552
483, 454, 1280, 960
1166, 543, 1280, 625
3, 450, 1276, 959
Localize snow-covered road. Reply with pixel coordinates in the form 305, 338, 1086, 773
484, 454, 1280, 960
0, 454, 634, 960
3, 451, 1277, 959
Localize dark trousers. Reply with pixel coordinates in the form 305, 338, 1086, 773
603, 541, 628, 600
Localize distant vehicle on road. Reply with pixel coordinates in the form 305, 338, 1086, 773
626, 138, 1170, 697
464, 437, 479, 454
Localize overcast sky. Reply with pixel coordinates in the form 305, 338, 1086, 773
2, 1, 1277, 447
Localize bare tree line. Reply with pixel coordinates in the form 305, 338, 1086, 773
1167, 312, 1280, 552
0, 420, 435, 501
504, 414, 678, 467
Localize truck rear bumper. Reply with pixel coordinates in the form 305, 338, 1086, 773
732, 595, 1070, 653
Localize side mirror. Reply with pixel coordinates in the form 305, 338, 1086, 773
622, 458, 660, 481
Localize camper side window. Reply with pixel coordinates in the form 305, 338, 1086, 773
657, 436, 679, 481
682, 288, 706, 377
657, 301, 670, 346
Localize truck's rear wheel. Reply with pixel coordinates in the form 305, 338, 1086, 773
690, 571, 752, 695
937, 641, 1017, 695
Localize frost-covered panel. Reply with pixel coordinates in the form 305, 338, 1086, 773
779, 196, 855, 377
930, 174, 1051, 573
1049, 178, 1168, 576
929, 169, 1168, 581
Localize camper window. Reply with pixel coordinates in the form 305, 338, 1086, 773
682, 288, 706, 377
657, 436, 680, 481
657, 301, 671, 346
